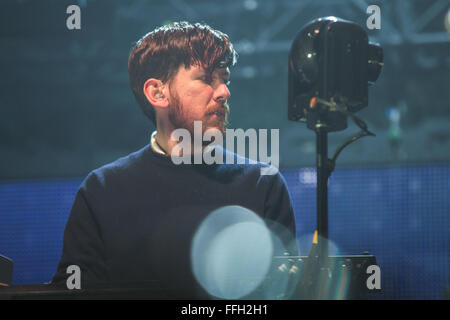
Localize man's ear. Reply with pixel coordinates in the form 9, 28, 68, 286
143, 78, 169, 108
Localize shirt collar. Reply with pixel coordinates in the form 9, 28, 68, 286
150, 130, 218, 158
150, 131, 167, 156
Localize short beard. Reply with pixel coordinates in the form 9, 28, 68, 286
168, 89, 229, 138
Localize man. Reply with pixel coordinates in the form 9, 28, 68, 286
52, 22, 297, 298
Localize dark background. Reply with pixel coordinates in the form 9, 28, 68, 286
0, 0, 449, 300
1, 0, 449, 179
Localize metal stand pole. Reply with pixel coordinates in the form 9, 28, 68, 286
315, 123, 329, 262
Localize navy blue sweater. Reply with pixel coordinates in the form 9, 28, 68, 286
52, 144, 297, 297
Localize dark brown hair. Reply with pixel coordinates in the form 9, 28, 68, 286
128, 21, 238, 124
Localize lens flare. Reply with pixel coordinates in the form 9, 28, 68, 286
191, 205, 274, 299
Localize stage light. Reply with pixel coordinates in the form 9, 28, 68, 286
288, 16, 383, 132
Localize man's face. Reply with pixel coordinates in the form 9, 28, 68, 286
167, 64, 231, 136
